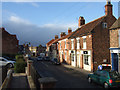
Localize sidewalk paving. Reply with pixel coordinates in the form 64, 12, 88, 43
62, 63, 92, 75
9, 73, 30, 89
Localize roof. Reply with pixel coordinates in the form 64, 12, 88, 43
68, 16, 106, 39
46, 39, 54, 46
48, 32, 74, 47
109, 17, 120, 30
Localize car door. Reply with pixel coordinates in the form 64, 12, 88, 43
92, 71, 100, 83
99, 71, 109, 85
0, 59, 7, 66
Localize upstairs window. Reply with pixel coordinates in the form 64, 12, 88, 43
77, 39, 80, 49
72, 40, 74, 49
103, 22, 107, 28
65, 41, 66, 49
83, 38, 86, 49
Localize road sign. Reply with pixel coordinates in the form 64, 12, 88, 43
98, 65, 102, 70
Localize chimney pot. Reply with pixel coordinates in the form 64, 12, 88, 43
68, 28, 72, 34
78, 16, 85, 27
60, 32, 66, 38
105, 0, 112, 16
55, 35, 58, 39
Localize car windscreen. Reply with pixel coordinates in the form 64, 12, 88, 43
109, 71, 120, 79
54, 59, 58, 62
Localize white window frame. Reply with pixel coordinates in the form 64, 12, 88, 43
65, 51, 67, 61
82, 36, 86, 49
103, 22, 107, 28
76, 38, 80, 49
71, 39, 74, 50
65, 41, 66, 49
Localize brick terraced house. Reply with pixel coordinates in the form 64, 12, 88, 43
68, 1, 116, 71
109, 17, 120, 73
46, 1, 116, 71
0, 27, 19, 55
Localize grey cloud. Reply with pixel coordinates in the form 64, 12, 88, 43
2, 20, 69, 46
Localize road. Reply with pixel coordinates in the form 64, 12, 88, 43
33, 60, 102, 88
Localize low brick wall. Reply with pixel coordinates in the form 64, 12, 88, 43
26, 59, 57, 89
0, 69, 13, 89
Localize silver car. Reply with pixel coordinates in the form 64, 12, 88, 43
0, 57, 16, 68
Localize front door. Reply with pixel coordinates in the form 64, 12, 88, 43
111, 53, 118, 71
71, 54, 75, 67
77, 54, 80, 68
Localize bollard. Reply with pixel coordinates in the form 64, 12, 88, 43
27, 60, 33, 76
38, 77, 57, 90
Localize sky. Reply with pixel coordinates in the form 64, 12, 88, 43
1, 0, 119, 46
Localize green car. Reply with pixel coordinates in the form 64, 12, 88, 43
88, 70, 120, 88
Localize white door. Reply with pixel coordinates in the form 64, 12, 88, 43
71, 54, 76, 67
77, 54, 80, 68
83, 55, 91, 71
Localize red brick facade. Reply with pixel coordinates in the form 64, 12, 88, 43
0, 27, 19, 55
46, 1, 117, 71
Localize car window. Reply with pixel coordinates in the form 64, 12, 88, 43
99, 71, 108, 78
110, 71, 120, 79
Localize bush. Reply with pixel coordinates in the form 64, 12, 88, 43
15, 55, 24, 61
14, 59, 27, 73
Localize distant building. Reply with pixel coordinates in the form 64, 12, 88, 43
109, 17, 120, 73
29, 46, 38, 56
38, 44, 46, 56
0, 27, 19, 55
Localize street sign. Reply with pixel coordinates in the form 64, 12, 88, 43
98, 65, 102, 70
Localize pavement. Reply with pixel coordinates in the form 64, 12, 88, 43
61, 63, 92, 75
9, 73, 30, 89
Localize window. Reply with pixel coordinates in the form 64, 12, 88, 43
77, 39, 80, 49
65, 52, 67, 61
103, 22, 107, 28
71, 40, 74, 49
60, 43, 61, 50
83, 38, 86, 49
65, 41, 66, 49
84, 55, 89, 65
71, 54, 74, 61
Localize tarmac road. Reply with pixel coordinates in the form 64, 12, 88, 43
33, 61, 102, 88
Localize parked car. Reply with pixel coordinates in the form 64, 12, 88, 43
3, 56, 16, 61
0, 57, 16, 68
88, 70, 120, 88
44, 56, 50, 61
37, 56, 43, 61
51, 58, 61, 65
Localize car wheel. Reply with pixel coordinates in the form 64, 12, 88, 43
8, 63, 13, 68
104, 82, 109, 88
88, 77, 92, 83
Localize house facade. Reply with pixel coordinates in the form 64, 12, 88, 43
68, 1, 116, 71
109, 17, 120, 73
58, 28, 73, 64
46, 1, 117, 72
0, 27, 19, 55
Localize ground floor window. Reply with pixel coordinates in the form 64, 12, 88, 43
84, 55, 89, 65
71, 54, 74, 61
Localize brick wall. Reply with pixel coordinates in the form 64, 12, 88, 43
0, 28, 19, 55
92, 15, 116, 71
110, 29, 119, 47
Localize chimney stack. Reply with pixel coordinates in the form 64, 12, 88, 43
105, 0, 113, 16
55, 35, 58, 39
60, 32, 66, 38
78, 16, 85, 27
68, 28, 72, 34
